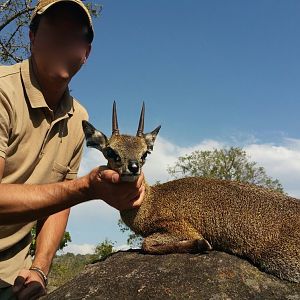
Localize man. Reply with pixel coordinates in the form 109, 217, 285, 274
0, 1, 144, 299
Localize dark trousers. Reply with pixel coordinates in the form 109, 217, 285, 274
0, 286, 17, 300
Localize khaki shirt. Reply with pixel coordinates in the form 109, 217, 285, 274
0, 58, 88, 287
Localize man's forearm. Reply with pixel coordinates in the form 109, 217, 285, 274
0, 176, 89, 225
32, 208, 70, 276
0, 167, 144, 225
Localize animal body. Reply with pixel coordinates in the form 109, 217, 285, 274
82, 102, 300, 283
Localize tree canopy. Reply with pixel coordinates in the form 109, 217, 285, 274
167, 147, 284, 193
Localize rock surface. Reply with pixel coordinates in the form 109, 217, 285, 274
44, 250, 300, 300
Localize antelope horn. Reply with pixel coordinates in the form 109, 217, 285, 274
112, 101, 120, 136
136, 102, 145, 137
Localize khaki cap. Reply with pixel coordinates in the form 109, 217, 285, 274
31, 0, 94, 42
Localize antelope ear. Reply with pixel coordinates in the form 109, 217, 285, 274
82, 120, 108, 151
143, 125, 161, 151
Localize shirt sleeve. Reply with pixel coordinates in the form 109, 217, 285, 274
0, 89, 13, 159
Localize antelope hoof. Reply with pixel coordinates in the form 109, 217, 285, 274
197, 239, 212, 252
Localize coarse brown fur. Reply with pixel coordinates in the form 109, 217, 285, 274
82, 103, 300, 283
121, 178, 300, 283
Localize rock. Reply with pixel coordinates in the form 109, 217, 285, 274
44, 250, 300, 300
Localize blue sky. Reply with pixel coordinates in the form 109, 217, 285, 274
72, 0, 300, 145
62, 0, 300, 253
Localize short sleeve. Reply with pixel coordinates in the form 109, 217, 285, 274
0, 89, 13, 159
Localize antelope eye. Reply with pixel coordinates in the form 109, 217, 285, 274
106, 148, 121, 162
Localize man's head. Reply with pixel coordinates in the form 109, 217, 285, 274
29, 0, 93, 82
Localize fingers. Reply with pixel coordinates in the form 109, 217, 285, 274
97, 167, 120, 183
12, 269, 46, 300
89, 166, 145, 210
12, 275, 26, 294
12, 269, 31, 294
98, 168, 144, 186
16, 281, 46, 300
136, 172, 144, 188
121, 172, 145, 204
131, 184, 145, 208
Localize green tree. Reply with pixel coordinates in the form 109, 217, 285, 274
167, 147, 284, 193
0, 0, 102, 64
30, 226, 72, 256
89, 238, 115, 262
49, 252, 94, 290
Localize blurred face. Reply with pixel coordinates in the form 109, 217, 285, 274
29, 5, 91, 82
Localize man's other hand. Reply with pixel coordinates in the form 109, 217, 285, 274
12, 269, 46, 300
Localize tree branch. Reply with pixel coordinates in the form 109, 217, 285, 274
0, 6, 34, 32
0, 0, 12, 12
0, 39, 22, 62
5, 22, 22, 46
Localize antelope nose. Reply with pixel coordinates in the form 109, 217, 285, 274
128, 160, 139, 174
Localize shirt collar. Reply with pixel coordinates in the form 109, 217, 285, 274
20, 57, 74, 117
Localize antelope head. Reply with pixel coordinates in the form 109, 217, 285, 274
82, 102, 161, 182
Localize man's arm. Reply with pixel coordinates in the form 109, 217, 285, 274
0, 157, 145, 225
32, 208, 70, 276
10, 166, 145, 298
12, 209, 71, 298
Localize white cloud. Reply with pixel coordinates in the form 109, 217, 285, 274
245, 139, 300, 197
79, 136, 300, 193
79, 136, 224, 185
144, 137, 222, 184
62, 243, 96, 255
113, 244, 131, 251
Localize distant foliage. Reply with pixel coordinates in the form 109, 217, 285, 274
48, 238, 115, 292
30, 227, 72, 256
167, 147, 284, 193
48, 252, 94, 292
92, 238, 115, 261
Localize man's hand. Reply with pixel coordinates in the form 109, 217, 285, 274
12, 269, 46, 300
86, 166, 145, 211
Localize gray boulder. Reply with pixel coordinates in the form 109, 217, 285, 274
44, 250, 300, 300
